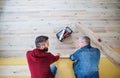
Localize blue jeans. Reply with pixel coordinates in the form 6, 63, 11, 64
50, 65, 57, 76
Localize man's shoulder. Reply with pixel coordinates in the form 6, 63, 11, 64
26, 50, 33, 56
92, 47, 100, 51
45, 52, 53, 56
90, 47, 100, 54
27, 50, 33, 53
76, 48, 83, 53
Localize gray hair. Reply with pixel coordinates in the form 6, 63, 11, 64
79, 36, 91, 45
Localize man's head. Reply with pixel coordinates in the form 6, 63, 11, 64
35, 36, 49, 52
78, 36, 91, 48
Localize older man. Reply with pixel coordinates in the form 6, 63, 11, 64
70, 36, 100, 78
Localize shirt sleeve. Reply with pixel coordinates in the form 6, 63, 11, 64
48, 53, 60, 64
26, 51, 38, 62
70, 49, 80, 61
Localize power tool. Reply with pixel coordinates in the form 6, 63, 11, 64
56, 27, 73, 42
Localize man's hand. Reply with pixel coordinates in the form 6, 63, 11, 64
56, 53, 60, 56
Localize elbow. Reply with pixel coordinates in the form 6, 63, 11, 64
70, 55, 75, 61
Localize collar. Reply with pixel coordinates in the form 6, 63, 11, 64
81, 45, 91, 49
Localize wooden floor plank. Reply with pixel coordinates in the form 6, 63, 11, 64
0, 58, 27, 65
0, 58, 120, 78
0, 53, 114, 65
0, 76, 29, 78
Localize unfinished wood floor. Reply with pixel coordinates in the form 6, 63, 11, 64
0, 0, 120, 78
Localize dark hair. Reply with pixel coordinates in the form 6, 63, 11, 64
35, 36, 49, 48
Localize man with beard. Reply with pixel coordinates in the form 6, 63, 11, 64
26, 35, 60, 78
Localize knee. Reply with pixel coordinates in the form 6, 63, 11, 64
50, 65, 57, 71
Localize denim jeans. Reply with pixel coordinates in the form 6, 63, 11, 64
50, 65, 57, 76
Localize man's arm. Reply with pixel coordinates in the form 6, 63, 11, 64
70, 49, 80, 61
48, 53, 60, 64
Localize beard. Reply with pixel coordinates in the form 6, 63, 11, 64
43, 47, 48, 52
